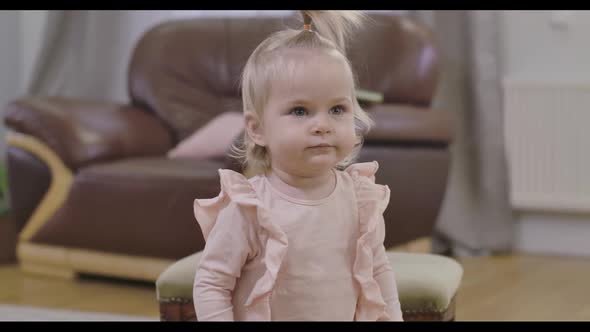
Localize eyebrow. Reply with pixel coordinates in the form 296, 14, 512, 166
286, 97, 351, 105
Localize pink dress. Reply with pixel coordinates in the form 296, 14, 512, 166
193, 161, 403, 321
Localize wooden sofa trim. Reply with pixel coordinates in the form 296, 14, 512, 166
6, 132, 73, 242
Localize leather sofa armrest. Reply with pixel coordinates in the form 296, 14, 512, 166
4, 96, 174, 170
364, 104, 453, 145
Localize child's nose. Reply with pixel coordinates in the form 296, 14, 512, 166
311, 113, 333, 135
313, 127, 331, 135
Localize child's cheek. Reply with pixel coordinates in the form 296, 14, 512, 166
342, 127, 357, 153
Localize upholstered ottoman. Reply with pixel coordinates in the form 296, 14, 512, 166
156, 251, 463, 321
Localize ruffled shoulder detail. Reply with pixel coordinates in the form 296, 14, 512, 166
344, 161, 390, 213
193, 169, 288, 319
193, 169, 255, 240
345, 161, 392, 321
344, 161, 379, 182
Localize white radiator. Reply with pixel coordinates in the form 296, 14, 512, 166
504, 78, 590, 213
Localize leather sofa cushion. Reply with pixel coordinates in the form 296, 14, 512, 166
364, 104, 452, 144
32, 157, 224, 259
358, 146, 450, 248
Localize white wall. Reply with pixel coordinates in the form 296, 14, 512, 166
500, 10, 590, 256
501, 10, 590, 81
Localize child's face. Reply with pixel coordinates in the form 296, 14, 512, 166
251, 49, 357, 177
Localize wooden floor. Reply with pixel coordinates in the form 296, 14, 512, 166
0, 264, 160, 318
456, 253, 590, 321
1, 253, 590, 321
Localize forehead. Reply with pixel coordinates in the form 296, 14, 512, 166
267, 49, 355, 100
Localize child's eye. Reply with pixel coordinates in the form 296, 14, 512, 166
329, 105, 346, 115
289, 107, 308, 116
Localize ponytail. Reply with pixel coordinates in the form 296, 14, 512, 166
300, 10, 366, 54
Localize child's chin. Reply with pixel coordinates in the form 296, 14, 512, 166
306, 156, 339, 170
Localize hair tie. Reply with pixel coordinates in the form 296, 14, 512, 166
302, 12, 313, 32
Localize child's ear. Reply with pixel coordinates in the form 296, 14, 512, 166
245, 112, 266, 147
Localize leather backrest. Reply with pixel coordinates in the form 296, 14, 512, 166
128, 13, 439, 143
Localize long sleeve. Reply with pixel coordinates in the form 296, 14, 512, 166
193, 202, 258, 321
372, 215, 403, 321
344, 161, 404, 321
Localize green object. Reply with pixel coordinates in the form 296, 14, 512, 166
156, 251, 463, 314
356, 89, 384, 104
0, 162, 8, 216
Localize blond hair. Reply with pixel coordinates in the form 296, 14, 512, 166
232, 10, 374, 176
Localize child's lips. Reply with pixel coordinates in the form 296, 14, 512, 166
308, 143, 335, 149
308, 143, 336, 151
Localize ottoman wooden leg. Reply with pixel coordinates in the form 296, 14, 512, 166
160, 301, 197, 321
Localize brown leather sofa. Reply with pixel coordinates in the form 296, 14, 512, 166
3, 13, 452, 282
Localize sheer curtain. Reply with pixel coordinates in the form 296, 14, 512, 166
25, 11, 175, 102
0, 12, 19, 159
411, 11, 515, 256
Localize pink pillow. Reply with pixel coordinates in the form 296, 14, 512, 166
167, 112, 244, 159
